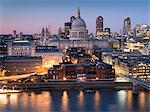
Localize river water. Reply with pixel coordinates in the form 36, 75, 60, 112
0, 90, 149, 112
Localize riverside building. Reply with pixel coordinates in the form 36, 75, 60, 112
0, 56, 42, 75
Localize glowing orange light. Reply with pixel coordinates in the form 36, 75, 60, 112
31, 78, 34, 82
36, 66, 40, 69
63, 77, 67, 81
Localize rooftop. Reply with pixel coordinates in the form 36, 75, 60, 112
12, 41, 32, 46
1, 56, 42, 61
36, 46, 62, 53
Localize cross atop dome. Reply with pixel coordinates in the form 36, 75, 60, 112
77, 7, 80, 18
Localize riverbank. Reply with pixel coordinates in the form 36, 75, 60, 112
0, 81, 133, 91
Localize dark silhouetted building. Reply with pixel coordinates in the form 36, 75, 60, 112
96, 16, 103, 36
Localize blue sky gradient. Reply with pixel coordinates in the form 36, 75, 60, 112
0, 0, 149, 34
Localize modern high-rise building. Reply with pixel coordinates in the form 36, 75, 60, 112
64, 22, 72, 37
123, 17, 131, 36
13, 30, 17, 38
40, 28, 45, 45
40, 28, 49, 45
48, 25, 51, 35
46, 27, 50, 37
19, 32, 23, 39
58, 27, 62, 37
96, 16, 103, 36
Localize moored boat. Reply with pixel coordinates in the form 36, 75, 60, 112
85, 89, 96, 93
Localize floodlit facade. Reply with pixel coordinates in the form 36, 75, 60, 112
34, 46, 63, 68
8, 40, 35, 56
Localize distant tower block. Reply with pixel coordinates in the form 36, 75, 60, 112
58, 27, 62, 37
123, 17, 131, 35
48, 25, 51, 35
40, 28, 46, 46
13, 30, 17, 38
96, 16, 103, 36
46, 27, 49, 37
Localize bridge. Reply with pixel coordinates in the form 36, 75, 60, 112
0, 72, 47, 81
120, 74, 150, 91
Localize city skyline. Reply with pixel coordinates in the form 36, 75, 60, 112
0, 0, 150, 34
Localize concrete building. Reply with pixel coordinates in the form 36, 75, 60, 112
34, 45, 63, 68
48, 38, 111, 51
96, 31, 110, 37
0, 56, 42, 75
124, 41, 145, 51
0, 39, 7, 56
118, 57, 150, 81
8, 40, 35, 56
134, 24, 150, 37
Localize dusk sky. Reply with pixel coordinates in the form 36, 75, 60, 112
0, 0, 150, 34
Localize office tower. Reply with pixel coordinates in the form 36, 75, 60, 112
58, 27, 62, 37
46, 27, 49, 37
64, 16, 76, 37
96, 16, 103, 36
64, 22, 72, 37
40, 28, 46, 45
48, 25, 51, 35
13, 30, 17, 38
123, 17, 131, 35
19, 32, 23, 39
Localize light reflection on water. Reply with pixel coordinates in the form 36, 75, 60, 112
127, 90, 132, 110
0, 90, 149, 112
118, 90, 127, 106
78, 90, 84, 110
139, 91, 145, 112
94, 91, 100, 112
62, 91, 69, 112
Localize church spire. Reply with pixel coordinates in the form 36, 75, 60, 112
77, 7, 80, 18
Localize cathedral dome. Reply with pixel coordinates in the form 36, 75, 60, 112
70, 8, 88, 38
72, 18, 86, 27
71, 8, 86, 30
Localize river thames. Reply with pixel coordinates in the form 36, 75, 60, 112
0, 90, 149, 112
